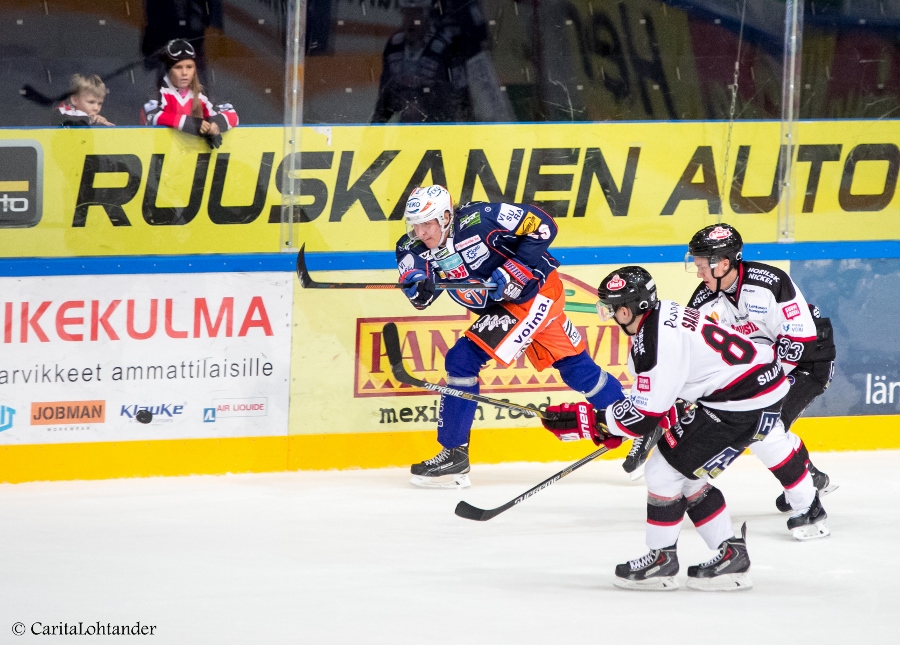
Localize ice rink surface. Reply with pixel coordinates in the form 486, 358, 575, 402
1, 450, 896, 644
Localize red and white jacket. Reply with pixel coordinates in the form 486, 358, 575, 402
141, 76, 238, 135
56, 101, 91, 127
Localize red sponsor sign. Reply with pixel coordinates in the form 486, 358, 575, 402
637, 375, 651, 392
782, 303, 801, 320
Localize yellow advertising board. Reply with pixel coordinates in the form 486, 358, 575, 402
2, 121, 900, 258
291, 261, 710, 438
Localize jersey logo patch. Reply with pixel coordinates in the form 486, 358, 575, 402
460, 242, 490, 270
497, 204, 525, 230
563, 318, 582, 347
514, 212, 542, 236
751, 411, 781, 442
731, 321, 759, 336
398, 253, 416, 274
782, 303, 801, 320
458, 211, 481, 229
449, 288, 488, 309
472, 313, 516, 333
455, 235, 480, 250
693, 446, 741, 479
636, 376, 650, 392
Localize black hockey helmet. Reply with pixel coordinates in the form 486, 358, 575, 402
596, 266, 658, 322
687, 223, 743, 271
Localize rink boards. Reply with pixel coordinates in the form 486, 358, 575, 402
1, 123, 899, 481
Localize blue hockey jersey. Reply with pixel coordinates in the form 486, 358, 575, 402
395, 201, 560, 311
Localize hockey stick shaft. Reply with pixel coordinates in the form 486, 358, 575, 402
382, 322, 551, 419
21, 57, 154, 107
296, 245, 495, 291
454, 445, 612, 521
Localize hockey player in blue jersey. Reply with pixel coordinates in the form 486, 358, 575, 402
396, 184, 625, 488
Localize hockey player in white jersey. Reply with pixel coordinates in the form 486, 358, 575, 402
541, 266, 827, 591
685, 224, 835, 523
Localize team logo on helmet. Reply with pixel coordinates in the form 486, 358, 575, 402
606, 275, 627, 291
406, 198, 422, 212
708, 226, 732, 241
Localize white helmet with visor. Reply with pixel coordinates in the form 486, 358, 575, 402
404, 185, 453, 242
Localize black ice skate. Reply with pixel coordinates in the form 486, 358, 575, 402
686, 523, 752, 591
613, 545, 679, 591
787, 491, 830, 540
409, 445, 471, 489
622, 425, 664, 480
775, 462, 838, 512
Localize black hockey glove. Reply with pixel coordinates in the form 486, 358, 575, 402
205, 133, 223, 149
399, 269, 436, 310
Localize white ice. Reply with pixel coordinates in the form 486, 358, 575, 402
1, 450, 896, 644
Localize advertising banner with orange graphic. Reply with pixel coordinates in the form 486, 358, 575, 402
290, 262, 714, 436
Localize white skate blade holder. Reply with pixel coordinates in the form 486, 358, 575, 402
613, 576, 679, 591
629, 463, 645, 481
686, 572, 753, 592
791, 520, 830, 541
409, 473, 471, 489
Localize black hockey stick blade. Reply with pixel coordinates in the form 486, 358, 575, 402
20, 84, 61, 107
295, 244, 400, 290
454, 445, 612, 521
295, 244, 315, 289
382, 323, 549, 419
296, 246, 494, 291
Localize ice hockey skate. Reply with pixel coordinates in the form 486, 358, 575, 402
787, 492, 830, 540
409, 445, 471, 489
613, 545, 679, 591
622, 425, 664, 479
775, 463, 838, 512
686, 523, 752, 591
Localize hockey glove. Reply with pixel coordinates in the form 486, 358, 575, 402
542, 402, 623, 449
658, 405, 679, 432
399, 269, 436, 309
489, 259, 533, 302
205, 133, 223, 149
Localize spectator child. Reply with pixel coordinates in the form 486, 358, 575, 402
141, 38, 237, 148
57, 74, 114, 127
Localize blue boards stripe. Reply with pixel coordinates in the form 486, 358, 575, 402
2, 240, 900, 276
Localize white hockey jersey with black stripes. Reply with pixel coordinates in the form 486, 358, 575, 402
687, 262, 818, 372
604, 300, 790, 438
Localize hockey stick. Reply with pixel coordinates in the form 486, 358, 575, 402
382, 322, 553, 419
384, 321, 618, 520
296, 245, 495, 291
21, 57, 155, 107
454, 445, 613, 521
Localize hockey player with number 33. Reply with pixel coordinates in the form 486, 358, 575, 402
541, 266, 828, 591
396, 185, 624, 488
685, 224, 836, 522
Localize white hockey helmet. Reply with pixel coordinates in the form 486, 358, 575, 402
404, 185, 453, 241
